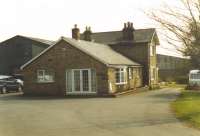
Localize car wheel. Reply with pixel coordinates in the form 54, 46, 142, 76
2, 87, 7, 94
18, 86, 22, 92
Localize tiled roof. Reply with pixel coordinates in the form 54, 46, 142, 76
21, 37, 141, 69
80, 28, 159, 45
62, 37, 141, 66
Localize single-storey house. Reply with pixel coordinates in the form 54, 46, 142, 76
21, 36, 143, 96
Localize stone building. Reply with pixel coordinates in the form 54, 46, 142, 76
21, 23, 160, 96
80, 22, 160, 87
21, 37, 143, 96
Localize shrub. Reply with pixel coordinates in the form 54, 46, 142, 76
186, 83, 200, 90
175, 76, 188, 84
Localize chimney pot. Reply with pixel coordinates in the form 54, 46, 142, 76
83, 26, 92, 41
74, 24, 77, 28
128, 22, 131, 28
124, 23, 127, 29
122, 22, 134, 41
131, 23, 133, 29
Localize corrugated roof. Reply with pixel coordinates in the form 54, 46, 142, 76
0, 35, 55, 46
80, 28, 159, 44
20, 35, 56, 45
62, 37, 141, 66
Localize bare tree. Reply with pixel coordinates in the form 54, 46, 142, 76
147, 0, 200, 68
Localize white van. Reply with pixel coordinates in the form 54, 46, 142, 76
189, 70, 200, 86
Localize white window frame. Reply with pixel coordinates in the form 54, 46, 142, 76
115, 68, 127, 85
190, 73, 200, 80
128, 67, 133, 79
151, 67, 156, 81
68, 69, 96, 94
37, 69, 54, 83
150, 44, 154, 56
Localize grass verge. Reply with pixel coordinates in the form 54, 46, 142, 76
171, 90, 200, 129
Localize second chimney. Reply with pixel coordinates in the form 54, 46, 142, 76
72, 24, 80, 40
83, 26, 92, 41
122, 22, 134, 41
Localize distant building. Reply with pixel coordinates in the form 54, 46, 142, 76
0, 35, 54, 75
157, 54, 190, 82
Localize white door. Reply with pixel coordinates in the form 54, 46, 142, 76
82, 70, 90, 92
66, 69, 96, 94
73, 70, 81, 92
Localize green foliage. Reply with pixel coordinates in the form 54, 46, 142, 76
148, 0, 200, 69
175, 76, 188, 84
186, 83, 200, 90
172, 91, 200, 128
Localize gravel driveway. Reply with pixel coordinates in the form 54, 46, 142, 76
0, 88, 200, 136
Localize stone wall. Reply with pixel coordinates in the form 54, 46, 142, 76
109, 43, 150, 86
107, 67, 143, 93
22, 40, 109, 96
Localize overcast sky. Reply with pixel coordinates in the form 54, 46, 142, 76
0, 0, 183, 56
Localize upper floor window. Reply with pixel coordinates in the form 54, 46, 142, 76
150, 45, 154, 56
37, 69, 55, 83
116, 68, 127, 84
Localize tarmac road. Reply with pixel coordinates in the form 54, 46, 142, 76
0, 88, 200, 136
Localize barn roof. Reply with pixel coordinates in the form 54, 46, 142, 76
0, 35, 55, 46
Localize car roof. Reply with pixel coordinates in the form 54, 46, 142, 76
0, 75, 12, 80
190, 70, 200, 74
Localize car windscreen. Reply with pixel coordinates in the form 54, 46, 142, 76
190, 73, 200, 79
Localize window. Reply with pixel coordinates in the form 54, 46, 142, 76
190, 73, 200, 79
66, 69, 97, 93
37, 69, 55, 83
128, 68, 133, 79
115, 68, 127, 84
138, 68, 142, 78
91, 69, 97, 92
150, 45, 154, 56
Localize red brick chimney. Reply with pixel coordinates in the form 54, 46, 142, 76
83, 26, 92, 41
122, 22, 134, 41
72, 24, 80, 40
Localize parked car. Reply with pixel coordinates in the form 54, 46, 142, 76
12, 74, 24, 86
0, 75, 11, 80
0, 76, 23, 94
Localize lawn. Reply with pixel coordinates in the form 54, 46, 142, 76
171, 91, 200, 129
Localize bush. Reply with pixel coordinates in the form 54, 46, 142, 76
149, 84, 161, 90
186, 83, 200, 90
175, 76, 188, 84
